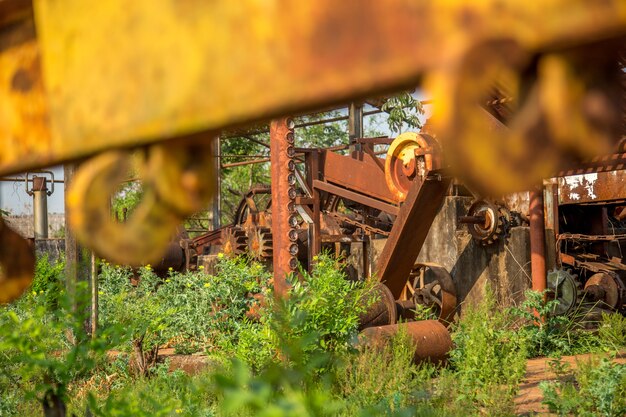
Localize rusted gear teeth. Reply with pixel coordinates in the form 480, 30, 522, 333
466, 200, 511, 247
247, 227, 273, 260
221, 226, 248, 257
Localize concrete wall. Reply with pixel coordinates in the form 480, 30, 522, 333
5, 213, 65, 239
34, 239, 66, 264
369, 196, 532, 313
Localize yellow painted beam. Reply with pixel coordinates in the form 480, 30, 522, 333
0, 0, 623, 175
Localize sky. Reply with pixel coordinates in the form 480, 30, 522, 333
0, 166, 65, 215
0, 100, 433, 216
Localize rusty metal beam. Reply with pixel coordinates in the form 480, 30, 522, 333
322, 151, 398, 205
270, 118, 296, 298
558, 170, 626, 205
0, 0, 623, 176
556, 152, 626, 177
376, 172, 452, 298
313, 180, 400, 216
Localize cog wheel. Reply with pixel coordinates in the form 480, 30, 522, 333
221, 226, 248, 257
466, 200, 511, 246
547, 268, 582, 316
247, 227, 273, 261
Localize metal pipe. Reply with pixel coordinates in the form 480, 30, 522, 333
221, 158, 270, 168
458, 215, 486, 225
32, 176, 48, 239
212, 136, 221, 231
529, 187, 547, 293
360, 320, 452, 365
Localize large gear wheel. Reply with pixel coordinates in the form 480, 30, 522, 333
247, 227, 273, 261
547, 268, 582, 316
466, 200, 511, 246
221, 226, 248, 257
384, 132, 441, 202
400, 263, 457, 326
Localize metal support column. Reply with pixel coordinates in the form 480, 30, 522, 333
348, 102, 363, 153
270, 117, 296, 298
64, 164, 92, 329
211, 135, 221, 231
529, 187, 547, 293
31, 176, 48, 239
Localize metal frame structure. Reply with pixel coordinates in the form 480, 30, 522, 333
0, 0, 625, 307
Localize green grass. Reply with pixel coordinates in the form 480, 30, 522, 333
3, 254, 626, 417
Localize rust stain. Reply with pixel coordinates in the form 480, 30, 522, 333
11, 67, 33, 91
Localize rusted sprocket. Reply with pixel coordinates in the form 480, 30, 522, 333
247, 226, 273, 261
466, 200, 511, 246
221, 226, 248, 257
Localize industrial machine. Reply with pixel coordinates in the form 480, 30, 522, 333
0, 0, 625, 363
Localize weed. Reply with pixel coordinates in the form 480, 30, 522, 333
437, 287, 528, 416
540, 355, 626, 416
598, 312, 626, 350
510, 290, 603, 357
0, 280, 124, 416
334, 326, 436, 415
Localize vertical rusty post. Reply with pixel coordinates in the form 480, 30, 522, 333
31, 176, 48, 239
529, 187, 547, 293
211, 135, 221, 231
348, 102, 363, 153
64, 164, 92, 330
308, 150, 321, 265
90, 251, 98, 338
270, 117, 296, 298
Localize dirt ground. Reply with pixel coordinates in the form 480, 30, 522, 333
114, 348, 626, 415
515, 351, 626, 415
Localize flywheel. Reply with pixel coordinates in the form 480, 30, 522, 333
400, 263, 457, 326
384, 132, 441, 202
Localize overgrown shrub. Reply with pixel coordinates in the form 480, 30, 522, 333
0, 281, 123, 416
435, 288, 528, 416
235, 254, 377, 370
334, 327, 436, 415
541, 356, 626, 416
31, 253, 65, 309
598, 312, 626, 350
511, 290, 603, 357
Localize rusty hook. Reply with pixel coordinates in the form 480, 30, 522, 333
67, 135, 216, 266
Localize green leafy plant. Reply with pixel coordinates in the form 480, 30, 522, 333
31, 253, 65, 309
0, 281, 124, 416
540, 356, 626, 416
510, 290, 603, 357
598, 312, 626, 350
334, 326, 436, 415
381, 92, 424, 134
437, 287, 528, 416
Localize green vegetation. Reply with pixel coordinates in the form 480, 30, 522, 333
541, 356, 626, 416
2, 254, 626, 416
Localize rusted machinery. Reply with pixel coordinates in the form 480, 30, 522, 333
545, 161, 626, 319
0, 0, 624, 367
